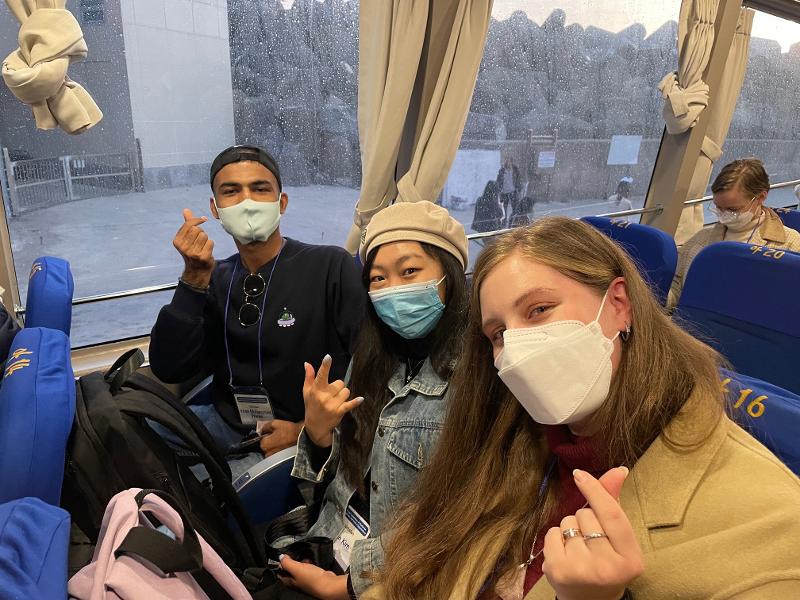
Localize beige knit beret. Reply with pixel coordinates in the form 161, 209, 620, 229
360, 201, 468, 269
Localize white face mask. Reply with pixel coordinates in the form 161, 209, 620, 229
215, 198, 281, 245
712, 196, 759, 232
494, 291, 619, 425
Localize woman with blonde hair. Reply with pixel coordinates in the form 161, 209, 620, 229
669, 158, 800, 308
366, 217, 800, 600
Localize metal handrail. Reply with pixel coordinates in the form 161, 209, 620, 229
684, 178, 800, 206
465, 205, 664, 241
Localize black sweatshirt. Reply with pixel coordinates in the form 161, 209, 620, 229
149, 238, 365, 428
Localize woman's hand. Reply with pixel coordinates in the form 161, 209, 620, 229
542, 467, 644, 600
302, 355, 363, 448
279, 554, 350, 600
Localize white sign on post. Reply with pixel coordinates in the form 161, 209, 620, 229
607, 135, 642, 166
537, 150, 556, 169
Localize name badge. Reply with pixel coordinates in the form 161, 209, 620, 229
333, 505, 370, 571
231, 386, 275, 425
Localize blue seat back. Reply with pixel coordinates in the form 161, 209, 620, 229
722, 369, 800, 476
0, 497, 70, 599
233, 446, 303, 526
774, 207, 800, 234
25, 257, 74, 335
581, 217, 678, 304
675, 241, 800, 394
0, 328, 75, 505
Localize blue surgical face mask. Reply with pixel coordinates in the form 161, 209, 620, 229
368, 276, 446, 339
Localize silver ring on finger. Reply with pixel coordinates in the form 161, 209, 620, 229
561, 528, 582, 540
583, 532, 608, 541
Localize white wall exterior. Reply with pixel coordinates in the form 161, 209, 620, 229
120, 0, 234, 169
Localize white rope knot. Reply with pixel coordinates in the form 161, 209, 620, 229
2, 7, 102, 134
658, 72, 709, 135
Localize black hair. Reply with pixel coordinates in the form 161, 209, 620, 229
338, 242, 468, 489
209, 145, 282, 191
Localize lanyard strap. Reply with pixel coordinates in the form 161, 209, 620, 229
223, 239, 286, 388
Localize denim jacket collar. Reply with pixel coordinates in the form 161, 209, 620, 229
387, 357, 450, 398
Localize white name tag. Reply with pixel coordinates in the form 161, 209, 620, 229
333, 505, 370, 571
233, 390, 275, 425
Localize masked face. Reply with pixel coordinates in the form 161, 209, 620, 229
367, 241, 448, 339
215, 198, 281, 245
480, 254, 630, 427
711, 191, 760, 232
211, 161, 284, 245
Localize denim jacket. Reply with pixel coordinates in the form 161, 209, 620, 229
292, 358, 450, 597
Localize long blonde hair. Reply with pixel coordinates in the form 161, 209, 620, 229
378, 217, 724, 599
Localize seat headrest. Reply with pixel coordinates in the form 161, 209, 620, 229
0, 327, 75, 506
678, 241, 800, 337
722, 369, 800, 475
581, 217, 678, 304
25, 257, 74, 335
774, 207, 800, 234
0, 497, 70, 600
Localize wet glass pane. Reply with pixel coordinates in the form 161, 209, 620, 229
701, 11, 800, 224
0, 0, 359, 346
446, 2, 684, 269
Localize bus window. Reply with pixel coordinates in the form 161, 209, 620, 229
441, 1, 681, 271
701, 11, 800, 224
0, 0, 359, 346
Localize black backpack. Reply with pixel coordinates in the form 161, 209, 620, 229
61, 349, 265, 573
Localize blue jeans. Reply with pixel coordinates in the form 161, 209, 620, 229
150, 404, 264, 482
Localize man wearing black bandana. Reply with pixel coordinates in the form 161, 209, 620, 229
150, 145, 364, 479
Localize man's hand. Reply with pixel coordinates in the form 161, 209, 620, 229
174, 208, 215, 288
259, 419, 303, 456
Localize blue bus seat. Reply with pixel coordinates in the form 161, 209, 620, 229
722, 369, 800, 476
675, 241, 800, 394
774, 207, 800, 234
0, 328, 76, 505
0, 497, 70, 600
25, 257, 74, 336
581, 217, 678, 305
233, 445, 303, 527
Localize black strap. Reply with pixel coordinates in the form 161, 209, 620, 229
115, 397, 263, 565
115, 526, 202, 573
264, 505, 317, 547
114, 490, 237, 600
104, 349, 145, 394
124, 372, 233, 479
263, 504, 339, 573
115, 489, 203, 572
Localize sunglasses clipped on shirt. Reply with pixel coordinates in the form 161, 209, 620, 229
239, 272, 265, 327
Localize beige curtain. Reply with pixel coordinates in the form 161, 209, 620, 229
674, 7, 754, 244
2, 0, 102, 134
657, 0, 716, 245
658, 0, 718, 135
346, 0, 492, 252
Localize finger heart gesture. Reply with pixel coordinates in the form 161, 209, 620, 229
542, 467, 644, 600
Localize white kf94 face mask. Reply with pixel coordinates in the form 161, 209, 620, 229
494, 290, 619, 425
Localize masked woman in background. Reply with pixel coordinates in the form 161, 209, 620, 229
668, 158, 800, 308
